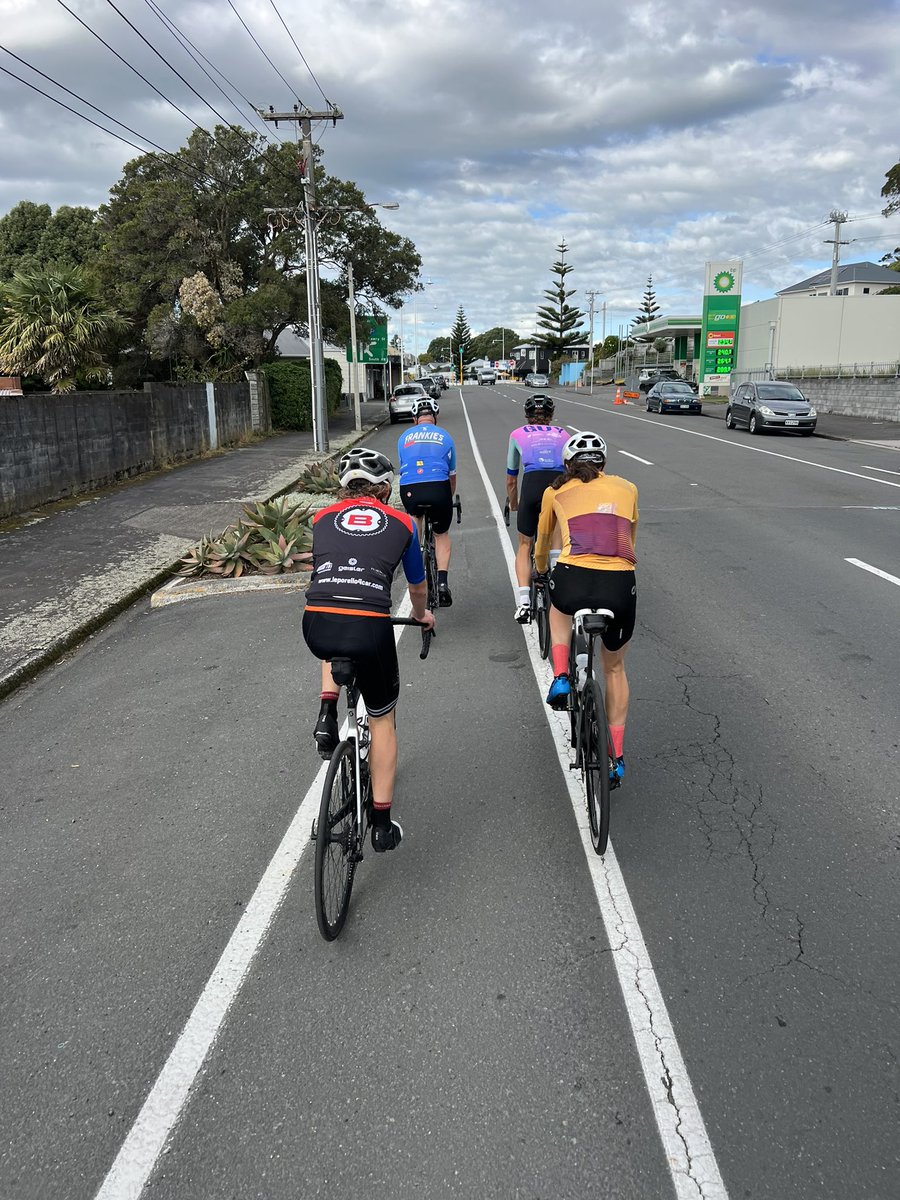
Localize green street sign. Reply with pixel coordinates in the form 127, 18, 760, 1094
347, 319, 388, 364
699, 262, 742, 391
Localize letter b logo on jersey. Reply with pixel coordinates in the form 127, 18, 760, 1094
337, 505, 385, 536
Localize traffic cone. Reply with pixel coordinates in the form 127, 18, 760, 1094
614, 387, 623, 404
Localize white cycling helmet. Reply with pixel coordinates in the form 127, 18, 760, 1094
563, 431, 607, 464
338, 447, 394, 487
411, 396, 439, 418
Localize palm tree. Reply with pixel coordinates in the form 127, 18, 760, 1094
0, 265, 128, 393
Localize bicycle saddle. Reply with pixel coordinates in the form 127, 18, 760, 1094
578, 608, 615, 634
330, 657, 357, 687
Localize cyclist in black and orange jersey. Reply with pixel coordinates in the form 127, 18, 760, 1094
533, 431, 638, 781
302, 448, 434, 852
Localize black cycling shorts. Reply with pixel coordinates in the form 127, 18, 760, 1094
548, 563, 637, 651
302, 611, 400, 717
517, 469, 558, 538
400, 480, 453, 534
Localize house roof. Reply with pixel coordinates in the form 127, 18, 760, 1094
777, 261, 900, 295
275, 329, 343, 356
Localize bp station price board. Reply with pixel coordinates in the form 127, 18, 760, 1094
699, 263, 742, 393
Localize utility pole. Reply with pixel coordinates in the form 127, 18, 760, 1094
585, 289, 601, 395
261, 105, 343, 453
347, 261, 362, 432
824, 210, 850, 296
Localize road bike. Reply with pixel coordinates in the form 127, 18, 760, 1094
312, 616, 428, 941
566, 608, 617, 855
529, 559, 552, 660
419, 494, 462, 657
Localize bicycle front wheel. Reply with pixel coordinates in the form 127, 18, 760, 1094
314, 740, 359, 940
535, 585, 551, 660
582, 679, 612, 855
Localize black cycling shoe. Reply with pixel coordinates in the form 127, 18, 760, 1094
313, 710, 338, 759
438, 582, 453, 607
372, 819, 403, 853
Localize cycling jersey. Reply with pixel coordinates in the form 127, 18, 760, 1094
534, 474, 638, 573
506, 425, 568, 476
397, 423, 457, 485
306, 497, 425, 617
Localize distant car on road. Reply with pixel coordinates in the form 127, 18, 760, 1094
418, 375, 442, 399
725, 381, 817, 436
646, 381, 702, 414
476, 369, 497, 385
524, 373, 549, 388
389, 382, 428, 424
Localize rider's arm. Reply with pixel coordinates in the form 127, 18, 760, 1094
506, 436, 520, 509
447, 437, 457, 497
533, 488, 556, 574
400, 526, 434, 626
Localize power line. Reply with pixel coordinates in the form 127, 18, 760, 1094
141, 0, 274, 141
227, 0, 303, 104
267, 0, 330, 106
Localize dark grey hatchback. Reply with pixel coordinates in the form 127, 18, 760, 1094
726, 381, 817, 436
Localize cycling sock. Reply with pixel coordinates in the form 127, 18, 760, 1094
320, 691, 339, 704
438, 570, 448, 586
551, 645, 569, 677
372, 804, 391, 828
516, 585, 530, 606
610, 725, 625, 757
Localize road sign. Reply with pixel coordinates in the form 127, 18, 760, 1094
347, 319, 388, 364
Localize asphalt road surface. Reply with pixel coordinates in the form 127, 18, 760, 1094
1, 384, 897, 1199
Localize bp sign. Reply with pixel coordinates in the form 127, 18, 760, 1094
347, 319, 388, 364
699, 261, 742, 394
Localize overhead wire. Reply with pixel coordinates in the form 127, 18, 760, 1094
225, 0, 303, 103
267, 0, 331, 107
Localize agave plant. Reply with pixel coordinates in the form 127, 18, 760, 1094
177, 534, 219, 577
241, 496, 312, 538
205, 525, 255, 578
297, 459, 341, 494
249, 525, 313, 574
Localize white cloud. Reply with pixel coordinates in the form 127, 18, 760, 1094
1, 0, 899, 343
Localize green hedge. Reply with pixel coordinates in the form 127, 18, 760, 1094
261, 358, 343, 430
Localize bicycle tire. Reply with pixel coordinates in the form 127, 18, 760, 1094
314, 740, 359, 940
422, 524, 438, 657
582, 679, 612, 856
535, 584, 551, 660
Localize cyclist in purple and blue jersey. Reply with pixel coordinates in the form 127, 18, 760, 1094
397, 397, 457, 607
506, 394, 569, 623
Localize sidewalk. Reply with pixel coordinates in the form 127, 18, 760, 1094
699, 400, 900, 446
0, 406, 386, 701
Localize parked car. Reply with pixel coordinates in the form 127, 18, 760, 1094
417, 375, 442, 399
389, 382, 428, 424
725, 381, 817, 436
524, 373, 549, 388
646, 381, 702, 414
476, 368, 497, 385
639, 367, 681, 393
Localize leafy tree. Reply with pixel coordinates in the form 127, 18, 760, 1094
534, 240, 584, 356
632, 275, 662, 326
0, 264, 128, 393
881, 160, 900, 216
0, 202, 101, 280
468, 326, 519, 362
449, 305, 472, 367
93, 125, 420, 379
592, 334, 620, 364
0, 201, 51, 280
425, 335, 453, 362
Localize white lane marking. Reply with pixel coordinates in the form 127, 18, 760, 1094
94, 600, 415, 1200
841, 506, 900, 510
861, 464, 900, 476
619, 450, 655, 466
845, 558, 900, 588
555, 397, 900, 491
459, 395, 729, 1200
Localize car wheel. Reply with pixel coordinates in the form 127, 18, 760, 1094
389, 413, 399, 424
646, 401, 652, 411
748, 412, 761, 434
725, 407, 735, 429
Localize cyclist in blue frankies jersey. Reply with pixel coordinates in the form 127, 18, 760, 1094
397, 397, 457, 607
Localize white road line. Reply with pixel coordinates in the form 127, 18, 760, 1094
845, 558, 900, 588
94, 601, 415, 1200
555, 397, 900, 491
619, 450, 655, 466
459, 394, 729, 1200
861, 464, 900, 476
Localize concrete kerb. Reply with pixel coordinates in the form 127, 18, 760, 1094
0, 418, 386, 703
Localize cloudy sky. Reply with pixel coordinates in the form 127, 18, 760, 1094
2, 0, 900, 350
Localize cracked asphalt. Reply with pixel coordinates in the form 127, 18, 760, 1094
1, 386, 897, 1199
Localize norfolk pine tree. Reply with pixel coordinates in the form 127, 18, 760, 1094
534, 240, 584, 357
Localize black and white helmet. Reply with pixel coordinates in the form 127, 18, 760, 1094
411, 396, 439, 418
524, 394, 555, 418
338, 447, 394, 487
563, 431, 607, 465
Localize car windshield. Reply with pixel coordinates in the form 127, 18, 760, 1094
663, 383, 692, 392
396, 386, 424, 396
758, 384, 805, 401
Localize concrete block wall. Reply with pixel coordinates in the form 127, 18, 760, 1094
796, 377, 900, 421
0, 382, 255, 519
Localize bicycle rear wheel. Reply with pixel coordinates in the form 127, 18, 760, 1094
582, 679, 612, 855
314, 740, 359, 940
535, 583, 551, 660
422, 530, 438, 657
